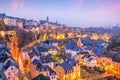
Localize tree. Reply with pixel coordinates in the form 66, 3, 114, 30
16, 29, 36, 48
0, 20, 5, 30
32, 74, 50, 80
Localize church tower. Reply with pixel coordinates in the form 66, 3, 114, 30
77, 38, 83, 48
46, 16, 49, 22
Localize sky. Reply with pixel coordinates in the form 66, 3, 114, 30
0, 0, 120, 27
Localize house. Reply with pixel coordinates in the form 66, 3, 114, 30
0, 13, 6, 21
34, 43, 49, 56
29, 50, 40, 62
65, 40, 75, 54
0, 45, 19, 80
0, 63, 7, 80
65, 40, 83, 58
77, 52, 87, 64
37, 43, 58, 56
56, 33, 65, 40
71, 47, 83, 59
106, 52, 120, 62
82, 53, 97, 67
40, 55, 54, 69
0, 45, 11, 57
22, 47, 30, 60
4, 60, 19, 80
3, 16, 17, 26
55, 59, 80, 80
25, 20, 34, 26
45, 40, 58, 47
16, 19, 23, 29
38, 46, 49, 56
94, 46, 104, 56
0, 14, 24, 28
101, 42, 109, 48
48, 45, 58, 55
30, 59, 57, 80
25, 20, 38, 26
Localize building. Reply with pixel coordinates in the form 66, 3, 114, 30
40, 55, 54, 69
25, 20, 38, 26
4, 60, 19, 80
82, 53, 97, 67
0, 14, 6, 21
29, 50, 40, 62
16, 19, 24, 29
22, 47, 30, 60
65, 40, 76, 54
30, 59, 57, 80
65, 40, 83, 58
77, 52, 86, 64
3, 16, 17, 26
55, 59, 80, 80
0, 45, 19, 80
48, 45, 58, 55
45, 40, 58, 47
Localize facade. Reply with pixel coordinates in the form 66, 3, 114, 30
30, 59, 57, 80
55, 59, 80, 80
48, 45, 58, 55
0, 13, 25, 29
83, 54, 97, 67
0, 45, 19, 80
4, 64, 19, 80
40, 55, 54, 69
22, 47, 30, 60
16, 20, 23, 29
3, 16, 17, 26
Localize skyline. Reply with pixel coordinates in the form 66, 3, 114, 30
0, 0, 120, 27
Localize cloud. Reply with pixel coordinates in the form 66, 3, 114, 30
12, 0, 25, 10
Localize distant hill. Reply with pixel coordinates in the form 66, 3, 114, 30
86, 26, 120, 33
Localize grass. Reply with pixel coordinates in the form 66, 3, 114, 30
51, 54, 62, 62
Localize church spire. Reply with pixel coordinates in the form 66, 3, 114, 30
47, 16, 49, 22
77, 38, 83, 48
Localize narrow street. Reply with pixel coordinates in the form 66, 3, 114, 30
18, 52, 29, 80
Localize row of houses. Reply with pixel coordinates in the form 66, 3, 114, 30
21, 39, 81, 80
0, 13, 41, 30
0, 14, 24, 29
65, 38, 109, 67
0, 45, 19, 80
21, 38, 110, 80
0, 13, 60, 31
28, 45, 57, 80
22, 42, 59, 61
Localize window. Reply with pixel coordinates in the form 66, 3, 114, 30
11, 67, 13, 70
8, 72, 10, 75
8, 77, 10, 79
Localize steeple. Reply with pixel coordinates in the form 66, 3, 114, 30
46, 16, 49, 22
77, 38, 83, 48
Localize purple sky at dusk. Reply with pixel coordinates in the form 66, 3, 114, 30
0, 0, 120, 27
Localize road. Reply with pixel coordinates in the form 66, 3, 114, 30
18, 51, 29, 80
